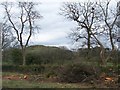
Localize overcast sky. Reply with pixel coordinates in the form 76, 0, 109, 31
29, 1, 77, 49
0, 0, 119, 49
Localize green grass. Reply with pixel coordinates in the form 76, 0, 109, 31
2, 61, 119, 88
2, 79, 93, 88
3, 72, 23, 76
2, 72, 94, 88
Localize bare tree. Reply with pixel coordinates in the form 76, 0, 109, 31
60, 2, 113, 65
98, 0, 119, 51
60, 2, 101, 50
1, 22, 17, 50
2, 2, 42, 65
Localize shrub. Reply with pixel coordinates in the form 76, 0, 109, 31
44, 65, 60, 78
25, 46, 74, 65
2, 48, 22, 65
58, 63, 99, 83
99, 63, 120, 76
26, 52, 43, 65
2, 65, 45, 74
45, 71, 57, 78
10, 48, 22, 65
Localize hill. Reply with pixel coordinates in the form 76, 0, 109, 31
3, 45, 74, 65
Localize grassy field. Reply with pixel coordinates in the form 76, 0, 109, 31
2, 72, 98, 88
3, 79, 94, 88
2, 72, 86, 88
2, 63, 119, 88
3, 72, 118, 88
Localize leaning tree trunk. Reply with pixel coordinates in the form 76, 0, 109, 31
99, 46, 106, 66
109, 29, 115, 51
90, 31, 106, 66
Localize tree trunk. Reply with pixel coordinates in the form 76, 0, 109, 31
87, 30, 91, 50
100, 46, 106, 66
90, 31, 106, 66
22, 48, 26, 65
109, 29, 115, 51
86, 30, 91, 59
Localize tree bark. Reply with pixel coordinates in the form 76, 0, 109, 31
109, 29, 115, 51
22, 47, 26, 65
100, 46, 106, 66
90, 31, 106, 66
87, 30, 91, 50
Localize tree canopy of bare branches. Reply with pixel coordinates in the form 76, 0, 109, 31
98, 0, 119, 51
60, 2, 101, 50
60, 0, 119, 65
1, 22, 17, 50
